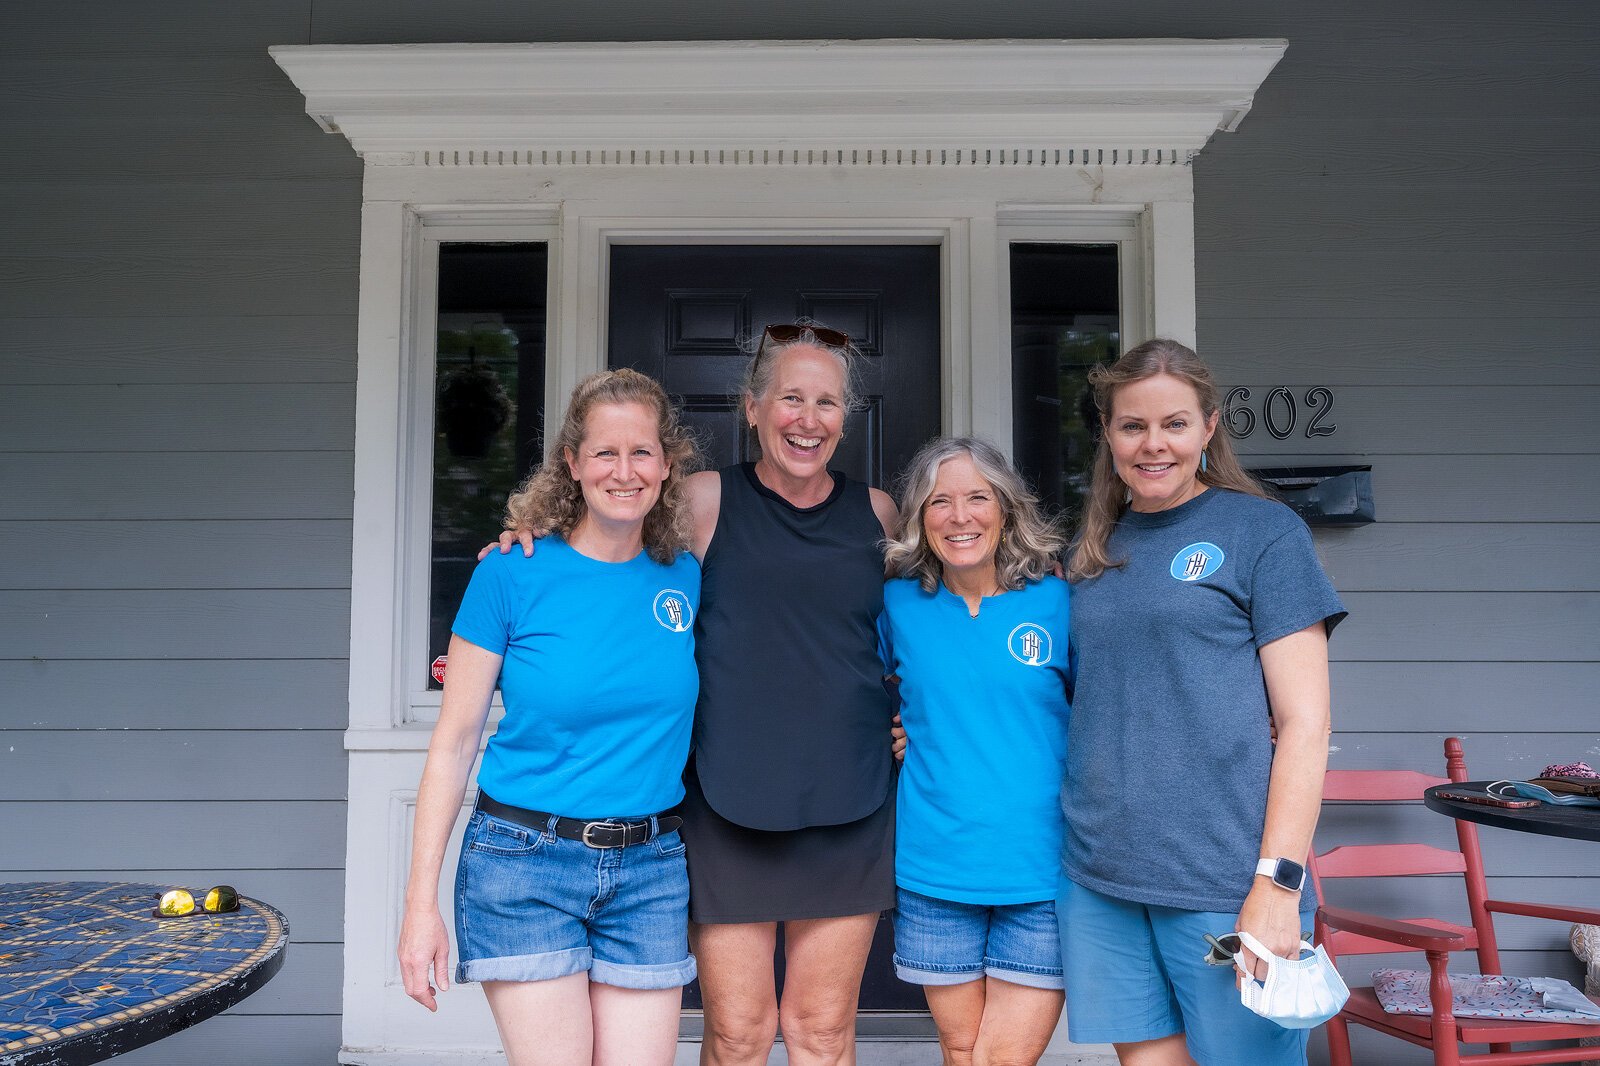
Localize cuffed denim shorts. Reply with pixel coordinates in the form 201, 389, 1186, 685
452, 808, 696, 990
892, 886, 1064, 990
1057, 874, 1309, 1064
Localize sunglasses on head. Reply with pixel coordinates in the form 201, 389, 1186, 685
761, 323, 850, 350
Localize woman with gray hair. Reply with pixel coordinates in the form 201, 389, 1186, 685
879, 436, 1071, 1066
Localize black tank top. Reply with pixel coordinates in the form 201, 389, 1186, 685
692, 462, 893, 831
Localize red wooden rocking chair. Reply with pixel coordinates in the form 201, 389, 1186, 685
1312, 736, 1600, 1066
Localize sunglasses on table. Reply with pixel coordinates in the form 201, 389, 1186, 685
154, 885, 240, 918
1202, 930, 1313, 967
760, 323, 851, 349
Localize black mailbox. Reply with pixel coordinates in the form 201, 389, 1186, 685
1248, 465, 1374, 526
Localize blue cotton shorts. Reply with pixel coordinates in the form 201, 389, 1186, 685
892, 886, 1064, 990
452, 808, 696, 990
1056, 874, 1309, 1064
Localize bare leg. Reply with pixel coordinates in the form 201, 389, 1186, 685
483, 974, 593, 1066
693, 921, 780, 1066
777, 912, 879, 1066
971, 977, 1063, 1066
922, 979, 986, 1066
591, 982, 683, 1066
1115, 1034, 1198, 1066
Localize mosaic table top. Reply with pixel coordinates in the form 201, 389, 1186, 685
0, 882, 288, 1066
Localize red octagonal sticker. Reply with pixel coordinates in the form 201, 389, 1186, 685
430, 655, 448, 685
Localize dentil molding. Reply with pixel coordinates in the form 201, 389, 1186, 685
269, 39, 1287, 166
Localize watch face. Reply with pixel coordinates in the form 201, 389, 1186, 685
1274, 858, 1306, 891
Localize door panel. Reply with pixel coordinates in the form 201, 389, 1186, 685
608, 244, 940, 1015
608, 244, 941, 489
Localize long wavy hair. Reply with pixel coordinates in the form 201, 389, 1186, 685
885, 436, 1066, 593
504, 368, 700, 564
1067, 339, 1267, 581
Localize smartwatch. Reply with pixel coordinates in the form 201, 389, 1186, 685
1255, 857, 1306, 893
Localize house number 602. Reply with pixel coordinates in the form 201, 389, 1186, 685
1222, 387, 1337, 440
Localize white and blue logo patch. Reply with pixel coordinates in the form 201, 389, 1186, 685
652, 589, 693, 633
1170, 542, 1225, 582
1007, 622, 1053, 667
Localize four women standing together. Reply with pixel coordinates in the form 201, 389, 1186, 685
399, 328, 1344, 1066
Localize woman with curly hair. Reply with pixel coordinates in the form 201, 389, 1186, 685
398, 368, 703, 1066
879, 436, 1071, 1066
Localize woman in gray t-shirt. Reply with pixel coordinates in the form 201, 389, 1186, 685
1057, 339, 1345, 1066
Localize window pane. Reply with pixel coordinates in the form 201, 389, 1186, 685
429, 243, 548, 689
1010, 243, 1120, 520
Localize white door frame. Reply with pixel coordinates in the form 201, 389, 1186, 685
271, 39, 1285, 1064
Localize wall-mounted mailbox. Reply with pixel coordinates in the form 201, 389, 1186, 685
1248, 465, 1374, 526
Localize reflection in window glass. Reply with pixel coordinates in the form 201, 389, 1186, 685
1009, 243, 1120, 521
429, 244, 548, 689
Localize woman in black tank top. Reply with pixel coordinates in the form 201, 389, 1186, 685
679, 325, 900, 1066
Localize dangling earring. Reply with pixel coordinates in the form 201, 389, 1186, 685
1123, 486, 1133, 505
1200, 450, 1209, 474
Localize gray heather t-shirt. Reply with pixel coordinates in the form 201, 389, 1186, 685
1061, 487, 1346, 915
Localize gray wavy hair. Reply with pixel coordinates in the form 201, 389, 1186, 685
885, 436, 1067, 593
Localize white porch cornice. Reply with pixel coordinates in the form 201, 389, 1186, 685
269, 38, 1287, 165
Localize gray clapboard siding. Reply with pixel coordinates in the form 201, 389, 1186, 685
1202, 316, 1600, 386
0, 316, 357, 385
1, 385, 355, 451
1282, 455, 1600, 523
21, 868, 345, 942
1, 57, 326, 122
2, 801, 346, 869
2, 1, 313, 57
1222, 386, 1599, 455
0, 453, 354, 520
223, 942, 341, 1015
110, 1015, 341, 1066
0, 589, 350, 658
0, 521, 353, 589
0, 731, 347, 801
0, 128, 357, 182
1315, 523, 1600, 592
1330, 662, 1600, 732
0, 179, 357, 242
4, 660, 348, 729
1328, 734, 1600, 781
0, 247, 355, 317
1330, 592, 1598, 662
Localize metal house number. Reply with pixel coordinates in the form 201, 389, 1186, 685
1222, 386, 1337, 440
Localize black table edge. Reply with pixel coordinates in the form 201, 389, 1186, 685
1423, 781, 1600, 843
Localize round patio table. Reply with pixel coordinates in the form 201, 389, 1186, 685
1423, 781, 1600, 843
0, 882, 288, 1066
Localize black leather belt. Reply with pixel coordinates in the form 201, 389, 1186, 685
476, 791, 682, 849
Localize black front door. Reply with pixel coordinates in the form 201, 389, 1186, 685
607, 244, 941, 488
607, 244, 941, 1015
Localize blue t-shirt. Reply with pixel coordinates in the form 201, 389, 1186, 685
881, 576, 1072, 904
1062, 488, 1346, 915
452, 535, 701, 819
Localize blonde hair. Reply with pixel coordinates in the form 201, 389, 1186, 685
885, 436, 1066, 593
504, 369, 700, 564
1067, 339, 1267, 581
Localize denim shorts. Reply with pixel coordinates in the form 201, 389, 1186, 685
1057, 874, 1309, 1064
892, 886, 1064, 990
452, 808, 696, 990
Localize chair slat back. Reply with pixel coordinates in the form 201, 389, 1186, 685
1322, 768, 1448, 802
1314, 843, 1467, 879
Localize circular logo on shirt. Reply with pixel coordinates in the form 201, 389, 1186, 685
1170, 542, 1225, 582
1007, 623, 1052, 666
652, 589, 693, 633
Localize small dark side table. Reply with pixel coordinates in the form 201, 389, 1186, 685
1424, 781, 1600, 843
0, 882, 288, 1066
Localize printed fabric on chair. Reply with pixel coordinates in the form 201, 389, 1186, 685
1311, 736, 1600, 1066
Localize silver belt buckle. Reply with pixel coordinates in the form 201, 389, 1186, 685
581, 820, 626, 848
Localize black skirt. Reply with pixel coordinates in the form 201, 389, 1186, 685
680, 760, 896, 924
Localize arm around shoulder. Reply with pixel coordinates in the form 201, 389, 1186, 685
684, 469, 722, 559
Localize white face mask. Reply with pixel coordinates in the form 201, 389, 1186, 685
1233, 931, 1350, 1029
